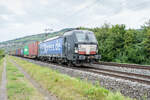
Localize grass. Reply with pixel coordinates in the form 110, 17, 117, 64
10, 56, 133, 100
0, 58, 4, 84
6, 57, 45, 100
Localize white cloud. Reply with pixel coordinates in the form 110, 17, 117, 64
0, 14, 9, 20
0, 0, 150, 42
0, 0, 26, 15
107, 8, 150, 29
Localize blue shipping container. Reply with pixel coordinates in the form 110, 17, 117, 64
39, 37, 63, 56
16, 50, 18, 55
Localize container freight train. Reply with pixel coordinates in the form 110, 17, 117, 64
10, 30, 101, 65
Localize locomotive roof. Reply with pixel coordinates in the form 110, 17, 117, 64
40, 36, 60, 43
63, 30, 93, 36
40, 30, 93, 43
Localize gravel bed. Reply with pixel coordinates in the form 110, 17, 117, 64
23, 58, 150, 100
92, 64, 150, 76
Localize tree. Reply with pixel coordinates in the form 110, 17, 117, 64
123, 29, 145, 63
142, 20, 150, 63
0, 49, 5, 59
143, 29, 150, 56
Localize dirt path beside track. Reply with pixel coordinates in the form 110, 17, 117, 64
10, 59, 58, 100
0, 58, 7, 100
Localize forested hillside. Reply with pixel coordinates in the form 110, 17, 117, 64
0, 28, 74, 52
81, 20, 150, 65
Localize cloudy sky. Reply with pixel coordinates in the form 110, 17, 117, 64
0, 0, 150, 42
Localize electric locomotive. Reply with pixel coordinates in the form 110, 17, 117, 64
63, 30, 100, 65
11, 29, 101, 66
38, 30, 101, 65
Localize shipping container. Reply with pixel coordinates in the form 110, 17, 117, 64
29, 41, 39, 58
13, 50, 16, 56
24, 45, 29, 56
18, 48, 21, 56
39, 37, 63, 56
21, 48, 24, 56
16, 49, 21, 56
15, 49, 18, 55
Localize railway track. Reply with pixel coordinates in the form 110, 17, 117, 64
19, 57, 150, 85
78, 66, 150, 85
96, 61, 150, 70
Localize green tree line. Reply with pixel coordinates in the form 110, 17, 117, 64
81, 20, 150, 65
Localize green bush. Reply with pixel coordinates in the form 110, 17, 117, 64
0, 49, 5, 59
80, 20, 150, 65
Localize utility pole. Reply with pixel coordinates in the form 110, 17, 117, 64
44, 28, 53, 39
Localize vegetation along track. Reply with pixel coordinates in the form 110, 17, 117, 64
19, 57, 150, 86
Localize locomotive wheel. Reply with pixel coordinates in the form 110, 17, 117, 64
68, 61, 73, 67
58, 60, 62, 65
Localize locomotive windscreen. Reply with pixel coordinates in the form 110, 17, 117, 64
87, 33, 97, 43
76, 32, 86, 42
75, 32, 97, 43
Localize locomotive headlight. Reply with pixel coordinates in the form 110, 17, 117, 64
75, 47, 78, 53
74, 44, 78, 53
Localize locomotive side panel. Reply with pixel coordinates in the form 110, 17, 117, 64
64, 34, 75, 61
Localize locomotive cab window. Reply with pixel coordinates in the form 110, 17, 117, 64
75, 32, 97, 43
76, 32, 86, 42
87, 32, 97, 43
